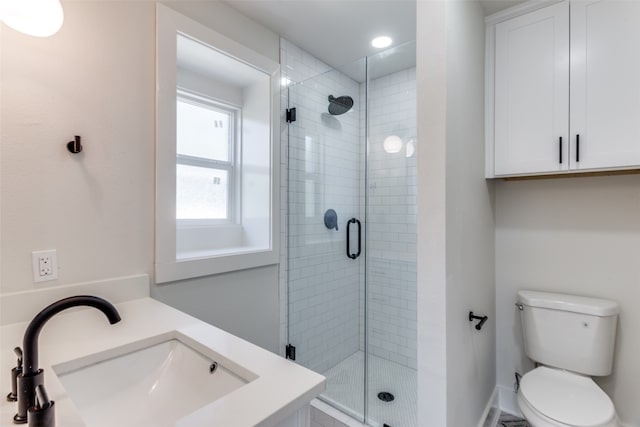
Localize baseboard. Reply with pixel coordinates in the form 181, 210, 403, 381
477, 387, 499, 427
497, 384, 523, 418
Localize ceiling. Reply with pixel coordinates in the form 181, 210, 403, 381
480, 0, 527, 16
224, 0, 417, 70
222, 0, 524, 79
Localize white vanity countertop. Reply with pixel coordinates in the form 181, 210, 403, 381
0, 297, 326, 426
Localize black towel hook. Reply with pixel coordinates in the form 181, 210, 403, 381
67, 135, 82, 154
469, 311, 488, 331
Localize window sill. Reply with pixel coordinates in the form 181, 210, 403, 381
176, 245, 270, 261
156, 245, 277, 284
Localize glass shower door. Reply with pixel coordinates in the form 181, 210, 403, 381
286, 41, 417, 427
286, 66, 366, 422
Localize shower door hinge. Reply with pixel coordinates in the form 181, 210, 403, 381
286, 108, 296, 123
286, 344, 296, 360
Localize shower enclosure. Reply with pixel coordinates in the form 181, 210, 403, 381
284, 40, 417, 427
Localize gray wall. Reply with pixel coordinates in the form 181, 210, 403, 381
417, 0, 496, 425
151, 265, 280, 352
444, 1, 496, 425
495, 174, 640, 425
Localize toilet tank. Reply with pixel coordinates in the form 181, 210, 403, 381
517, 290, 619, 376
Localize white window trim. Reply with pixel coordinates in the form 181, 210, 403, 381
155, 4, 280, 284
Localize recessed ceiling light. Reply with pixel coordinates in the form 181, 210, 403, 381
371, 36, 392, 49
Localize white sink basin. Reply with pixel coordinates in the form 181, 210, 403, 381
53, 335, 255, 427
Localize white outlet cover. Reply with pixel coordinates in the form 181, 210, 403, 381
32, 250, 58, 283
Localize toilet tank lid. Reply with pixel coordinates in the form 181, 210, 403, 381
518, 291, 619, 317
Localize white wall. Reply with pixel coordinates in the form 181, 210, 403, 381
495, 174, 640, 425
418, 0, 496, 425
0, 1, 281, 353
1, 1, 155, 293
444, 2, 495, 425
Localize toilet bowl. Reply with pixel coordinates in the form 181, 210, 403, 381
517, 367, 618, 427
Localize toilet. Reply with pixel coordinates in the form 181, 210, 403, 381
516, 290, 620, 427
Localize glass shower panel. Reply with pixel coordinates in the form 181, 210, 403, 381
286, 41, 417, 426
286, 65, 366, 422
365, 41, 417, 427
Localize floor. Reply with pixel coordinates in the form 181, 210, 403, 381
316, 351, 417, 427
497, 413, 529, 427
310, 352, 525, 427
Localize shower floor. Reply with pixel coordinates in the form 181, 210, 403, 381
321, 351, 417, 427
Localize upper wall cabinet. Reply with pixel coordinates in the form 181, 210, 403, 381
486, 0, 640, 178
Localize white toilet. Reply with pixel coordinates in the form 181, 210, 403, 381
516, 290, 620, 427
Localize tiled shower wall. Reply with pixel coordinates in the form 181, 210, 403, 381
280, 39, 363, 374
279, 38, 416, 373
366, 68, 417, 369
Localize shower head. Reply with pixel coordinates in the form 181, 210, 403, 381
328, 95, 354, 115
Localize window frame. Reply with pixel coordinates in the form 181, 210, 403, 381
175, 89, 242, 226
155, 4, 280, 284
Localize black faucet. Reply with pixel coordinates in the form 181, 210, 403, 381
13, 295, 121, 424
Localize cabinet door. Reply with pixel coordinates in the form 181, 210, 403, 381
570, 0, 640, 170
494, 2, 569, 176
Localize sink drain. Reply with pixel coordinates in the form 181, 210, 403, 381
377, 391, 395, 402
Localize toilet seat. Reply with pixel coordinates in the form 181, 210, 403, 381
518, 367, 617, 427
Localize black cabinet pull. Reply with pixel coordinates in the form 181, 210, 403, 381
346, 218, 361, 260
576, 134, 580, 162
559, 136, 563, 164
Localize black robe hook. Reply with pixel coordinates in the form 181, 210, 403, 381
66, 135, 82, 154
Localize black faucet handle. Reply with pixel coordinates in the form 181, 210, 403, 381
6, 347, 23, 402
14, 347, 23, 367
34, 385, 51, 410
28, 385, 55, 427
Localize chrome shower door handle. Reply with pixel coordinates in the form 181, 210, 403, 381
346, 218, 361, 259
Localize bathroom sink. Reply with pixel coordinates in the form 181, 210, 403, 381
53, 335, 254, 427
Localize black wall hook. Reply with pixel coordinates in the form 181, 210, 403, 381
66, 135, 82, 154
469, 311, 489, 331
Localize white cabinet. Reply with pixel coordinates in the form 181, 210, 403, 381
570, 0, 640, 171
493, 2, 569, 176
274, 405, 310, 427
487, 0, 640, 177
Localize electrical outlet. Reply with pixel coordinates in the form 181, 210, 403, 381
32, 250, 58, 283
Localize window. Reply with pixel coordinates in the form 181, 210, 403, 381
176, 92, 239, 223
155, 5, 279, 284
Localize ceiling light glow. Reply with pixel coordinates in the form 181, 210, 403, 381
0, 0, 64, 37
383, 135, 403, 154
371, 36, 392, 49
406, 139, 416, 157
